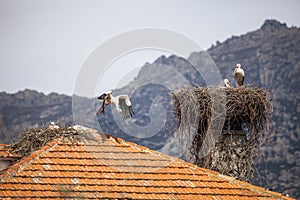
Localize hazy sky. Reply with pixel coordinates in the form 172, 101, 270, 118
0, 0, 299, 96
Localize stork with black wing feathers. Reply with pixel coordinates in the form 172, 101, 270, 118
234, 63, 245, 87
96, 91, 134, 119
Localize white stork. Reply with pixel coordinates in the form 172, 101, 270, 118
96, 91, 134, 119
234, 63, 245, 87
49, 122, 59, 129
224, 79, 233, 88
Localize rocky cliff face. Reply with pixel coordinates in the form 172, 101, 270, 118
0, 19, 299, 198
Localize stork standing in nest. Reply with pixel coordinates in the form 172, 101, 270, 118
49, 122, 59, 129
234, 63, 245, 87
224, 79, 233, 88
96, 91, 134, 119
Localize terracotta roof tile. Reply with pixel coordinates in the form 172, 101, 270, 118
0, 144, 22, 161
0, 126, 294, 199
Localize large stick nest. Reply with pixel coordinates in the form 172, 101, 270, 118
8, 126, 82, 157
172, 86, 272, 139
172, 86, 273, 181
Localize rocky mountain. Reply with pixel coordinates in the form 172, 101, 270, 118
0, 19, 299, 198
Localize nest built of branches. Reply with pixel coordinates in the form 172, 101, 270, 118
8, 126, 82, 157
172, 86, 272, 181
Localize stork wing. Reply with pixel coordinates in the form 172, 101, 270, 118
97, 93, 107, 101
118, 95, 134, 119
235, 73, 244, 86
234, 68, 245, 87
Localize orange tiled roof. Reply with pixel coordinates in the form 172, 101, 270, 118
0, 144, 22, 172
0, 144, 21, 160
0, 126, 294, 199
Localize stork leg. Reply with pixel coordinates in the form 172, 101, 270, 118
96, 101, 107, 115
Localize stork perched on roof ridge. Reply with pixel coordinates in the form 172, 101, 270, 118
234, 63, 245, 87
96, 91, 134, 119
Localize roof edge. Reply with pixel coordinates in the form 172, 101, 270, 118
215, 174, 293, 199
0, 138, 59, 182
104, 130, 294, 199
